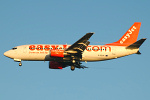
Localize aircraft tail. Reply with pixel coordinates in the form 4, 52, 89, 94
106, 22, 141, 46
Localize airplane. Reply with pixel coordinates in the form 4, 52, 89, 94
4, 22, 146, 71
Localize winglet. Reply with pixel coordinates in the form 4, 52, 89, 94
106, 22, 141, 46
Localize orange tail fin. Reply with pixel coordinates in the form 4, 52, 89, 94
106, 22, 141, 46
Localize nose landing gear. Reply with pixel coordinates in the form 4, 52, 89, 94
13, 59, 22, 67
19, 62, 22, 66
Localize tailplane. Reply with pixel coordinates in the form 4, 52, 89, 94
106, 22, 141, 46
126, 38, 146, 49
126, 38, 147, 55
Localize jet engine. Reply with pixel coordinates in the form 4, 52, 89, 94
50, 49, 65, 57
49, 61, 63, 69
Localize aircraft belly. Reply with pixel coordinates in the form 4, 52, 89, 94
81, 48, 139, 61
82, 51, 112, 61
20, 53, 48, 61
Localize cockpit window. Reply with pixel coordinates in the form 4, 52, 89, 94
12, 47, 17, 50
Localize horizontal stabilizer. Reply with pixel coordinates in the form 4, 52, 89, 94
126, 38, 146, 49
136, 51, 141, 55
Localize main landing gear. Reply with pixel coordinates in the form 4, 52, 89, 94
70, 59, 76, 71
71, 65, 75, 71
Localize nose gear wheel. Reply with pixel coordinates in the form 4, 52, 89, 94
19, 62, 22, 66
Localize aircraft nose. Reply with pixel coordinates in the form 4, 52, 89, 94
4, 51, 10, 57
4, 51, 8, 57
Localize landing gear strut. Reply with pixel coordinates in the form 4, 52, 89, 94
71, 65, 75, 71
19, 62, 22, 66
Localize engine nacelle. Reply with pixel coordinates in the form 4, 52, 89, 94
50, 49, 64, 57
49, 61, 63, 69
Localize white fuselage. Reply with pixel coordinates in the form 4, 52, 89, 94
4, 44, 139, 62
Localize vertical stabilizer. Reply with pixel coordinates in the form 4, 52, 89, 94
106, 22, 141, 46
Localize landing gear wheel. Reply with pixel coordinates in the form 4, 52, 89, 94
72, 60, 75, 63
71, 66, 75, 71
19, 62, 22, 66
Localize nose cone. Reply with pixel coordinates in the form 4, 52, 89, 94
4, 51, 8, 57
4, 51, 11, 58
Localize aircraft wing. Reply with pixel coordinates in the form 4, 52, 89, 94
65, 32, 94, 54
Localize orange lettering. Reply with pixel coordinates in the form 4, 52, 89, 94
63, 45, 67, 49
37, 45, 43, 51
86, 46, 92, 51
51, 45, 59, 50
29, 45, 35, 51
44, 45, 50, 51
92, 46, 99, 52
